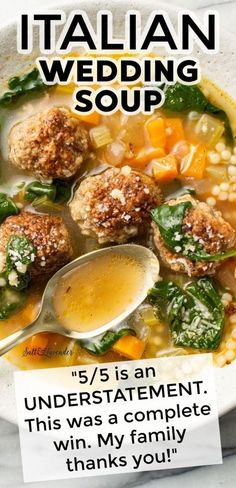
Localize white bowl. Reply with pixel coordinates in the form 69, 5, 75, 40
1, 0, 236, 423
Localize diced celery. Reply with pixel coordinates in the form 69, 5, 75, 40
90, 125, 113, 149
206, 164, 228, 183
141, 308, 160, 327
155, 347, 188, 358
32, 195, 63, 213
195, 114, 224, 148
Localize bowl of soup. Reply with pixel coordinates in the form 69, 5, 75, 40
1, 0, 236, 422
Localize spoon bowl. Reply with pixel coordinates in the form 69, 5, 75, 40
0, 244, 159, 356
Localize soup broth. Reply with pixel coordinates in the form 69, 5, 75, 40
53, 253, 144, 332
1, 53, 236, 370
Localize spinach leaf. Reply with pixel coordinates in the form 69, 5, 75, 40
0, 286, 26, 320
24, 181, 56, 202
151, 202, 236, 262
6, 236, 36, 290
163, 83, 234, 144
0, 192, 19, 223
54, 180, 72, 204
148, 278, 225, 350
80, 328, 136, 355
24, 180, 71, 205
0, 68, 48, 108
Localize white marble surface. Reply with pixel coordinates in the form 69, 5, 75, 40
1, 0, 236, 486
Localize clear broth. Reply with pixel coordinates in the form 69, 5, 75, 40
53, 253, 144, 332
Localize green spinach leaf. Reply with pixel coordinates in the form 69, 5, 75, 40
0, 192, 19, 222
0, 68, 48, 107
6, 236, 36, 290
54, 180, 72, 204
148, 278, 225, 350
151, 202, 236, 262
24, 181, 57, 202
0, 286, 26, 320
79, 328, 136, 355
163, 83, 234, 144
24, 180, 71, 205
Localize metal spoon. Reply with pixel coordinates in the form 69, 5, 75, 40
0, 244, 159, 356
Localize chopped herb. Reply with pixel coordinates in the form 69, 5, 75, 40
162, 83, 234, 144
0, 192, 19, 223
148, 278, 225, 350
79, 328, 136, 355
5, 236, 36, 290
24, 181, 56, 202
0, 68, 48, 107
53, 180, 72, 204
24, 180, 71, 206
151, 201, 236, 262
0, 286, 26, 320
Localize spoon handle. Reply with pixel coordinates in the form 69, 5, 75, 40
0, 320, 42, 356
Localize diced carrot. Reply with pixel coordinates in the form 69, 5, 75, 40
74, 112, 101, 126
180, 143, 207, 179
53, 84, 101, 125
165, 118, 185, 152
147, 118, 166, 148
30, 333, 50, 351
53, 83, 76, 95
152, 154, 178, 183
112, 335, 146, 360
127, 148, 166, 168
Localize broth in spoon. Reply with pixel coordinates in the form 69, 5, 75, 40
53, 253, 145, 333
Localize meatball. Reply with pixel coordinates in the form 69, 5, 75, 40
8, 107, 89, 180
152, 194, 236, 277
0, 212, 73, 277
69, 166, 162, 244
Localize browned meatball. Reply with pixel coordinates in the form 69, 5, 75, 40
0, 212, 73, 277
69, 166, 162, 244
8, 107, 89, 180
152, 194, 236, 277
